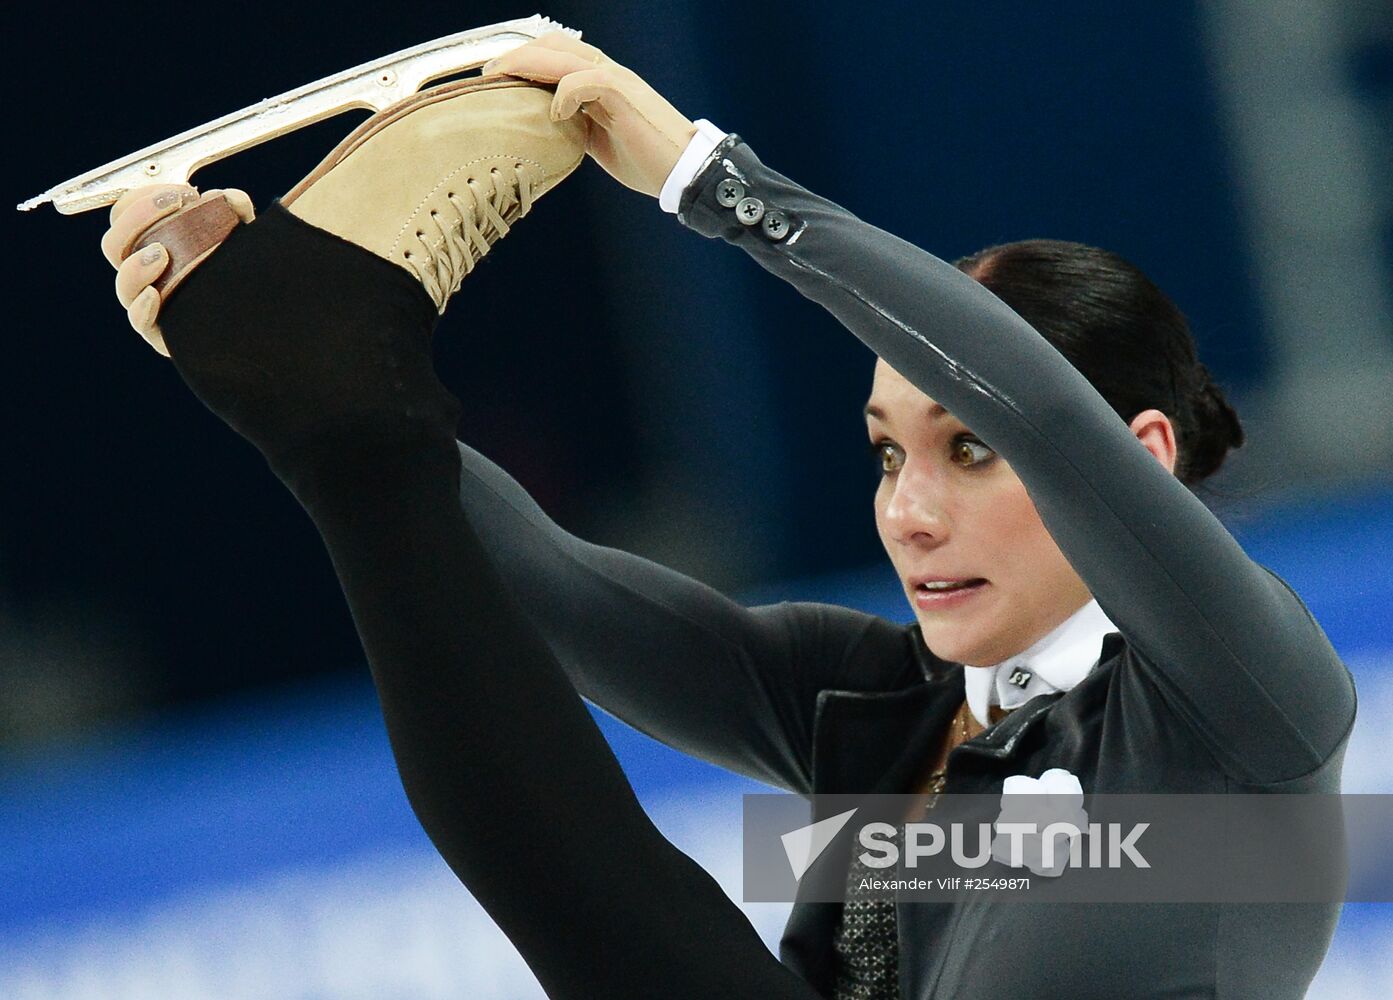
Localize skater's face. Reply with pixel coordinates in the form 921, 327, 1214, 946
866, 359, 1136, 667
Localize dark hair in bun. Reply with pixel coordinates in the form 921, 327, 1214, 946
953, 239, 1245, 486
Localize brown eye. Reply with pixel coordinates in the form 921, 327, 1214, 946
952, 435, 996, 468
870, 440, 905, 474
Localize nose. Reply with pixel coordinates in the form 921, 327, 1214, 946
881, 459, 950, 547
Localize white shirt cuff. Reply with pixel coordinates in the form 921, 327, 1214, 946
659, 118, 729, 214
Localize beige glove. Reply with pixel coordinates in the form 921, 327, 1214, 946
102, 184, 255, 356
482, 31, 698, 199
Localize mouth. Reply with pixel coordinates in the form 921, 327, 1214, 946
909, 576, 989, 609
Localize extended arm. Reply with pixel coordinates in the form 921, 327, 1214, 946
454, 438, 911, 793
676, 134, 1356, 784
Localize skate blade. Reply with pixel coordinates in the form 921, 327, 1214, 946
17, 14, 578, 215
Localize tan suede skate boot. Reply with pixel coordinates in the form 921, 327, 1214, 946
137, 77, 587, 314
281, 77, 587, 312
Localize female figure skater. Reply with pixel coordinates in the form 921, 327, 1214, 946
102, 32, 1355, 1000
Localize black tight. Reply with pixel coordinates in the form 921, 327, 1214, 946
158, 200, 823, 999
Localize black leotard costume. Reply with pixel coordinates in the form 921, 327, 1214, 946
156, 134, 1357, 999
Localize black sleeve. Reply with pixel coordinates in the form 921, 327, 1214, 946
454, 438, 910, 793
156, 200, 825, 999
677, 135, 1357, 785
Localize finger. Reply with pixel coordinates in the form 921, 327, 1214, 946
115, 242, 167, 308
528, 30, 611, 64
102, 186, 198, 269
147, 327, 171, 357
108, 183, 196, 227
109, 187, 147, 225
211, 187, 256, 223
128, 287, 171, 356
581, 98, 616, 131
484, 45, 595, 84
551, 70, 632, 122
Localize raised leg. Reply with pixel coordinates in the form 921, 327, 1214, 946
157, 202, 823, 1000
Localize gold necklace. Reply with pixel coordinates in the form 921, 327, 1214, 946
924, 700, 974, 809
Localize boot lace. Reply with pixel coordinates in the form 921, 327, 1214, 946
403, 162, 539, 312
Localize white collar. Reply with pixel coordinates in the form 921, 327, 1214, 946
962, 598, 1118, 729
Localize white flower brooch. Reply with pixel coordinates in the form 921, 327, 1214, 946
991, 767, 1088, 877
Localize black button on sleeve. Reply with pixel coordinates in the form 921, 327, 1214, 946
762, 210, 790, 241
736, 196, 766, 225
716, 178, 745, 207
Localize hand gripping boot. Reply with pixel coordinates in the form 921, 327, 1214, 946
138, 77, 588, 314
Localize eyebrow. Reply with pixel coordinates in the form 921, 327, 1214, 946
863, 402, 949, 421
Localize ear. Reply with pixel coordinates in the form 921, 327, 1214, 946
1128, 408, 1178, 475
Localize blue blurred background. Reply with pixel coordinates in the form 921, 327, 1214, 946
5, 0, 1391, 995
